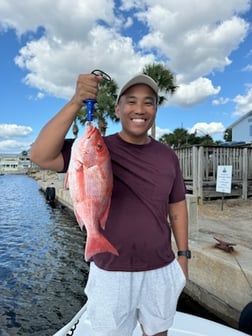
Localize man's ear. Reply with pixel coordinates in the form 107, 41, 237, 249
115, 105, 120, 119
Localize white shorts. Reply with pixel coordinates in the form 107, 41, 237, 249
84, 260, 186, 336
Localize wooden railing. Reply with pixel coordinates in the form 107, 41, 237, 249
175, 145, 252, 201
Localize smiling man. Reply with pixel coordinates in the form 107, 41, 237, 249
30, 73, 189, 336
115, 75, 158, 145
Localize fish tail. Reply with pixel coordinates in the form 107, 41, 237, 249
85, 234, 119, 261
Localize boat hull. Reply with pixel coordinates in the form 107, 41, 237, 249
53, 304, 248, 336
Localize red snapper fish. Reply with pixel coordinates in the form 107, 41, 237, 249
65, 124, 119, 261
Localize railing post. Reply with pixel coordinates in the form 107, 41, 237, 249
192, 146, 198, 198
242, 148, 248, 200
197, 146, 204, 204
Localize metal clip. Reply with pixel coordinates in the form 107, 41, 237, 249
84, 69, 111, 123
91, 69, 111, 81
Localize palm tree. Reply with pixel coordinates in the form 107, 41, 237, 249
77, 79, 119, 136
21, 150, 28, 157
159, 128, 189, 147
143, 63, 177, 139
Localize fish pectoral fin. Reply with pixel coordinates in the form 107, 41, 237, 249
99, 199, 111, 230
74, 209, 85, 230
64, 172, 69, 189
84, 234, 119, 261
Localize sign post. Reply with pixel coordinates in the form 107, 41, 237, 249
216, 165, 232, 210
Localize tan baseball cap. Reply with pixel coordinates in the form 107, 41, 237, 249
116, 74, 158, 104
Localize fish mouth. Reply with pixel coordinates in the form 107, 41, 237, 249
86, 124, 97, 138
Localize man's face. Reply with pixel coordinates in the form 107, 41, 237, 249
115, 84, 157, 144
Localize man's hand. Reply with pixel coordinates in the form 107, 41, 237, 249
71, 73, 103, 107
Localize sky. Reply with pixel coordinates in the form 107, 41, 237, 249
0, 0, 252, 154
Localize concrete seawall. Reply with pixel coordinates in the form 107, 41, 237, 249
35, 171, 252, 328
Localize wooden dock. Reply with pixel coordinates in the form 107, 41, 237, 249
175, 145, 252, 201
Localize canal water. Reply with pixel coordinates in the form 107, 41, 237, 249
0, 174, 89, 335
0, 174, 225, 336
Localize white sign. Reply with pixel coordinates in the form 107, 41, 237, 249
216, 165, 232, 193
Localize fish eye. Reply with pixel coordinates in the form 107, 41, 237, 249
97, 143, 103, 151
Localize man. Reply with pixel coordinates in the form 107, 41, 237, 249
30, 73, 190, 336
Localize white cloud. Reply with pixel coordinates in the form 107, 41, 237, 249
242, 64, 252, 71
0, 124, 33, 154
137, 1, 250, 82
0, 124, 33, 139
28, 92, 45, 100
124, 17, 134, 29
120, 0, 146, 11
0, 0, 250, 108
148, 126, 171, 139
0, 0, 115, 41
0, 139, 32, 153
233, 87, 252, 116
189, 122, 226, 136
168, 78, 221, 107
212, 97, 230, 105
14, 27, 156, 99
36, 92, 45, 99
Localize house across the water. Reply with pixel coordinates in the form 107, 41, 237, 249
0, 153, 32, 174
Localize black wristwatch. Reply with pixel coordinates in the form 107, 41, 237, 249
177, 250, 191, 259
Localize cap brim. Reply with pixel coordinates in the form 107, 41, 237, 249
116, 74, 158, 104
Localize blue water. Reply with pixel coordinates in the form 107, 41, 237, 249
0, 174, 89, 336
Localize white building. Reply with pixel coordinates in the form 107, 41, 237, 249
0, 154, 31, 174
228, 110, 252, 143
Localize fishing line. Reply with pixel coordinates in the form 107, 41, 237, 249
233, 254, 252, 296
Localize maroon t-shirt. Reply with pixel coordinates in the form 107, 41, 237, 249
61, 134, 186, 272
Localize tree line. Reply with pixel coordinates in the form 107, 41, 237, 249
159, 128, 232, 147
